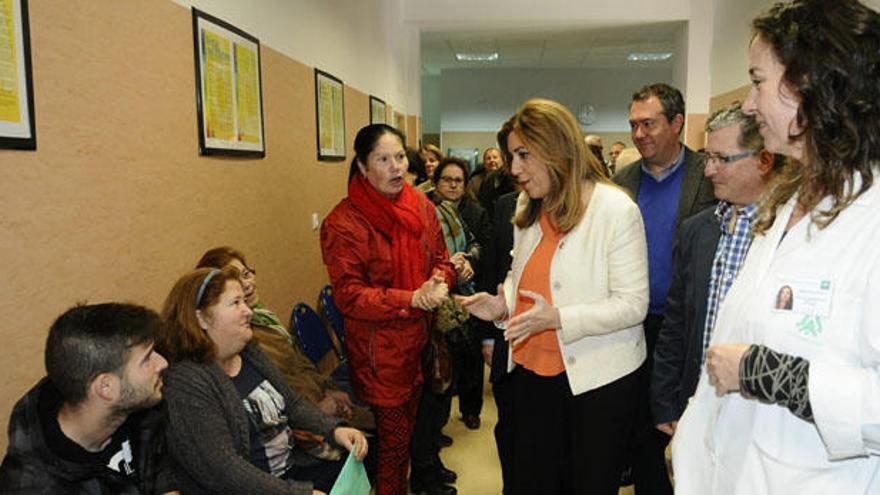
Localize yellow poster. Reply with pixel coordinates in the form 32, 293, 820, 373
202, 29, 233, 141
319, 78, 334, 151
331, 84, 343, 151
234, 43, 260, 144
0, 0, 21, 123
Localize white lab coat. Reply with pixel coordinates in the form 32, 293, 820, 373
672, 179, 880, 494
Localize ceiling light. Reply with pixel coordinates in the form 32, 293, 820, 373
627, 52, 673, 62
455, 51, 499, 62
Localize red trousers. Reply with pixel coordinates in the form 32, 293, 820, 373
372, 390, 420, 495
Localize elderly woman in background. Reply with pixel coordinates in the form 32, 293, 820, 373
673, 1, 880, 493
459, 98, 649, 494
159, 267, 367, 495
195, 246, 373, 431
320, 124, 456, 495
431, 157, 493, 429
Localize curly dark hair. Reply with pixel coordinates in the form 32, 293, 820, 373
753, 0, 880, 233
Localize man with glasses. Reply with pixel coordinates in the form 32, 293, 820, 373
651, 103, 783, 443
613, 83, 716, 495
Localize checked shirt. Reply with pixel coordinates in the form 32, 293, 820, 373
701, 201, 758, 364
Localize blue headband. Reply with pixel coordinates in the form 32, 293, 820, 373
195, 269, 221, 307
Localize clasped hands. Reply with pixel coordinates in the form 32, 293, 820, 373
410, 271, 449, 310
456, 284, 560, 348
450, 252, 474, 283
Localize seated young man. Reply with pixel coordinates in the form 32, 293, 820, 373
0, 303, 178, 494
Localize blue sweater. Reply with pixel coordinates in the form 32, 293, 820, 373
637, 162, 685, 315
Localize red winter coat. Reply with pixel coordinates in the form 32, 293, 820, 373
320, 194, 455, 407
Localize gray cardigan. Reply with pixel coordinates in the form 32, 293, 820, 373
163, 342, 342, 494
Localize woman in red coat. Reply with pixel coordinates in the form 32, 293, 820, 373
320, 124, 456, 495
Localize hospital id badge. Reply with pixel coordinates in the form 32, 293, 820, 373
772, 277, 833, 317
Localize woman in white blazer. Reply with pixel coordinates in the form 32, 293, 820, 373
673, 1, 880, 494
459, 98, 649, 494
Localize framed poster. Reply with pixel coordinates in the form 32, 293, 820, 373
192, 8, 265, 157
315, 69, 345, 161
369, 96, 386, 124
0, 0, 36, 150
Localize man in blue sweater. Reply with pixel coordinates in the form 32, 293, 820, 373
613, 83, 716, 495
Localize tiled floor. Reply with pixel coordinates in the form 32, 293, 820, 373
439, 376, 636, 495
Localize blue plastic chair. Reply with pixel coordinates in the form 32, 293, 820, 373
290, 302, 337, 365
318, 285, 345, 346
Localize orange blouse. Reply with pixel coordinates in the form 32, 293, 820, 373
511, 212, 565, 376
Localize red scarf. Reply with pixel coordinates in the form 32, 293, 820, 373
348, 173, 427, 290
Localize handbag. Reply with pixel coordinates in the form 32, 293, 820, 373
423, 327, 452, 394
434, 296, 470, 334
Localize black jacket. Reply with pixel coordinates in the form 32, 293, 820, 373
0, 378, 175, 494
477, 169, 517, 219
484, 191, 518, 384
455, 197, 492, 271
650, 207, 721, 424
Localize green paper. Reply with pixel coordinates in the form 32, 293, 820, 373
329, 440, 370, 495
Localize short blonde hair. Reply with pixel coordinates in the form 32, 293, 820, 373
510, 98, 608, 233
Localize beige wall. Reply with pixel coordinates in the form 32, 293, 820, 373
684, 113, 708, 151
0, 0, 417, 451
710, 84, 751, 113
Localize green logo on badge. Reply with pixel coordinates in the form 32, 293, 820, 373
796, 314, 823, 337
820, 280, 831, 290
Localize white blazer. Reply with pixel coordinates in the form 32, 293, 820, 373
502, 183, 649, 395
673, 179, 880, 494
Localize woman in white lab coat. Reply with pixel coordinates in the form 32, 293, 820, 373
672, 1, 880, 493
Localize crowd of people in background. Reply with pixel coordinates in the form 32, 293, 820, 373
2, 1, 880, 494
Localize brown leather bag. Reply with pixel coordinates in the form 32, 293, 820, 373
424, 327, 452, 394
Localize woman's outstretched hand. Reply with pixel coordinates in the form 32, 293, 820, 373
505, 290, 560, 348
456, 284, 507, 322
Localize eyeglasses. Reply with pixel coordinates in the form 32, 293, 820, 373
439, 176, 464, 185
702, 150, 759, 165
240, 267, 256, 281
